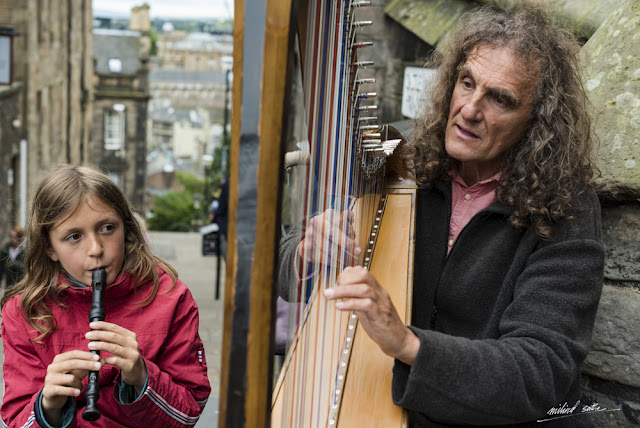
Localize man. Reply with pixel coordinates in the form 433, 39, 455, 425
214, 179, 229, 258
0, 226, 26, 289
320, 2, 604, 427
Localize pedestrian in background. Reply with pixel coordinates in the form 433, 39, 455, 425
213, 179, 229, 258
0, 225, 26, 289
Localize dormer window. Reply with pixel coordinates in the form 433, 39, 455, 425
108, 58, 122, 73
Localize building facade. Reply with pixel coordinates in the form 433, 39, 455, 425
92, 27, 150, 211
156, 31, 232, 72
0, 0, 94, 238
149, 69, 227, 122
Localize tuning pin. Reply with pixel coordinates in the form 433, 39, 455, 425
353, 21, 372, 28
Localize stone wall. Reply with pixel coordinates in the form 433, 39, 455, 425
4, 0, 94, 211
354, 0, 433, 124
580, 0, 640, 425
0, 83, 23, 239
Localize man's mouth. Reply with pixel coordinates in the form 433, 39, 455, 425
455, 124, 480, 139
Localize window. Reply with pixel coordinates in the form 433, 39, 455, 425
108, 58, 122, 73
104, 104, 125, 150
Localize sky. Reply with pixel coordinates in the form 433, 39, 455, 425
93, 0, 233, 19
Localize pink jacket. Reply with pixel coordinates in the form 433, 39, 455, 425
1, 268, 211, 427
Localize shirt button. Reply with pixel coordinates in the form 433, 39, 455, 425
464, 194, 471, 201
448, 239, 454, 247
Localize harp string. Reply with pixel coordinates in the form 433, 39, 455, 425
278, 0, 384, 425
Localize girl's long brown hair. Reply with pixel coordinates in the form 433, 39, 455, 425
1, 165, 177, 341
410, 1, 599, 238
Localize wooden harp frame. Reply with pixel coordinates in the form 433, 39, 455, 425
218, 0, 296, 427
219, 1, 415, 427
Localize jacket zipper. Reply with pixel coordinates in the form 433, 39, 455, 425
429, 207, 493, 329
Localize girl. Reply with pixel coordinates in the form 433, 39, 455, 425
1, 165, 211, 427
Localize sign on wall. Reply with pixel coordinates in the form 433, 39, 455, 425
401, 67, 436, 119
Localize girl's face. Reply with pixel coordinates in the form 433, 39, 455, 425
46, 196, 125, 286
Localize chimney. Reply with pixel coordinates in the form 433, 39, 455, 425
130, 3, 151, 57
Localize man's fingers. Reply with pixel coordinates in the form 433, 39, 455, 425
333, 297, 376, 312
324, 283, 375, 301
337, 266, 372, 285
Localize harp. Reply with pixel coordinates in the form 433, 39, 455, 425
219, 1, 416, 427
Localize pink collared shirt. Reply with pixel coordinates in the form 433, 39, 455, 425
448, 169, 502, 254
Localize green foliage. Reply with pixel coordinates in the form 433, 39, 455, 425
177, 171, 205, 194
147, 191, 197, 232
147, 173, 206, 231
149, 29, 158, 56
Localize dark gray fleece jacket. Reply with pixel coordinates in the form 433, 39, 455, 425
397, 181, 604, 427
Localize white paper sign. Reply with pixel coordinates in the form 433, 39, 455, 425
401, 67, 435, 119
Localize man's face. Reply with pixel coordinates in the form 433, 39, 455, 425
445, 45, 536, 185
9, 231, 20, 247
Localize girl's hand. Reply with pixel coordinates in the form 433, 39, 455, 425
324, 266, 420, 365
86, 321, 148, 393
42, 350, 102, 424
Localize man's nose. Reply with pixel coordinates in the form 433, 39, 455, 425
461, 93, 484, 121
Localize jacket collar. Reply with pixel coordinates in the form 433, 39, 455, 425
57, 269, 161, 302
432, 179, 513, 216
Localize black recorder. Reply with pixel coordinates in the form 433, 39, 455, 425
82, 268, 106, 421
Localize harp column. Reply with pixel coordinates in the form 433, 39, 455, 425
218, 0, 295, 427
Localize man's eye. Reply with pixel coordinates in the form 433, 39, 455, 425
66, 233, 81, 242
494, 94, 513, 107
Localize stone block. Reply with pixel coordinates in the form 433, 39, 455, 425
601, 205, 640, 282
581, 384, 640, 427
581, 0, 640, 199
583, 285, 640, 388
385, 0, 469, 46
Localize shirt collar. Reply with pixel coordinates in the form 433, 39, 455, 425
449, 167, 504, 189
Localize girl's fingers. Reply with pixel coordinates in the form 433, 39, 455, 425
102, 355, 140, 372
85, 325, 144, 383
42, 385, 81, 410
88, 321, 131, 334
43, 385, 82, 397
48, 356, 101, 376
88, 340, 139, 361
45, 373, 83, 389
86, 325, 137, 347
51, 350, 98, 364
